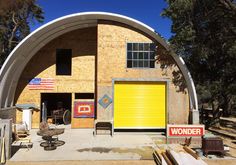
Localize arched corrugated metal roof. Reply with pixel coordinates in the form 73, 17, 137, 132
0, 12, 198, 122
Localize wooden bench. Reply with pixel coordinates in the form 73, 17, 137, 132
93, 120, 113, 136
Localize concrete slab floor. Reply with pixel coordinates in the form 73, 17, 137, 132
9, 125, 166, 162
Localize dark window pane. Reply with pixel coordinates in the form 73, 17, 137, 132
150, 52, 155, 59
133, 60, 138, 67
75, 93, 94, 99
133, 43, 138, 51
150, 61, 155, 68
127, 60, 132, 68
144, 43, 149, 51
150, 43, 156, 51
127, 43, 132, 51
127, 52, 132, 59
144, 61, 149, 67
56, 49, 72, 75
133, 52, 138, 59
139, 60, 144, 67
139, 52, 143, 59
139, 43, 144, 51
144, 52, 149, 59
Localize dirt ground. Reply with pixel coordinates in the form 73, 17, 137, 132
222, 137, 236, 158
205, 159, 236, 165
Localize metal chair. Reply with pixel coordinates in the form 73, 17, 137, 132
52, 109, 65, 124
52, 109, 71, 125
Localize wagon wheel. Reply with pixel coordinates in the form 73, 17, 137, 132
63, 110, 71, 125
54, 140, 65, 147
40, 142, 49, 147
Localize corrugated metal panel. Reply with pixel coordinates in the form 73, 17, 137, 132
114, 81, 166, 128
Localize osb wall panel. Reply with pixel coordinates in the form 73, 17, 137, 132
168, 84, 189, 124
15, 27, 97, 128
72, 99, 95, 128
97, 22, 189, 124
71, 118, 94, 128
97, 86, 113, 120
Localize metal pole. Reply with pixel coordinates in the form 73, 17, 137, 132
42, 102, 47, 122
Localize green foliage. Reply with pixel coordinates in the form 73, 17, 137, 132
0, 0, 44, 67
162, 0, 236, 116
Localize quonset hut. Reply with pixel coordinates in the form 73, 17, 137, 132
0, 12, 199, 131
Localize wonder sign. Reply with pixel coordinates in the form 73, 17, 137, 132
167, 125, 205, 137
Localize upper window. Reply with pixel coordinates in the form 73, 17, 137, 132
75, 93, 94, 99
56, 49, 72, 75
127, 43, 156, 68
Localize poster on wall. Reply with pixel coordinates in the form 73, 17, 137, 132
74, 101, 94, 118
28, 78, 54, 90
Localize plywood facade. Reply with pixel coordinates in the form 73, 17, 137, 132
14, 21, 189, 129
15, 27, 97, 128
96, 22, 189, 124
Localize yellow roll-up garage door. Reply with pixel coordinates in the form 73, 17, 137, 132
114, 81, 166, 129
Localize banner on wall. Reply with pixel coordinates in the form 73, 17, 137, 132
28, 78, 54, 90
74, 101, 94, 118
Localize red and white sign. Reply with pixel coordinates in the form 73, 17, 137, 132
167, 125, 205, 137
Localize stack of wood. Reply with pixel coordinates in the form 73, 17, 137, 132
13, 124, 31, 143
15, 130, 30, 142
153, 146, 207, 165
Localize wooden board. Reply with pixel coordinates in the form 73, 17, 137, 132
183, 146, 200, 160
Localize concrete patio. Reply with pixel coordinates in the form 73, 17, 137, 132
6, 125, 236, 165
9, 125, 165, 162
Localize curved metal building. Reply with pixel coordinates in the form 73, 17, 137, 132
0, 12, 199, 129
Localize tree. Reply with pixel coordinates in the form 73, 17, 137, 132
162, 0, 236, 125
0, 0, 44, 67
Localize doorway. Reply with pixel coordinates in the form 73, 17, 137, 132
41, 93, 72, 124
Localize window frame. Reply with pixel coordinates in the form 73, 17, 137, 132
126, 42, 156, 69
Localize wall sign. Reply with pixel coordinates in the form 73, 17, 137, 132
167, 124, 205, 137
28, 78, 54, 90
74, 101, 94, 118
98, 94, 112, 109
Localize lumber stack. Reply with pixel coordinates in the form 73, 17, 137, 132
153, 146, 207, 165
16, 131, 31, 143
13, 124, 31, 143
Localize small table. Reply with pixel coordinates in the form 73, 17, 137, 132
37, 128, 64, 151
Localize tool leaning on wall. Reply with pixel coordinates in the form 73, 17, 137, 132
0, 124, 6, 164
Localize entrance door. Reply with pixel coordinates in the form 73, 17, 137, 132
114, 81, 166, 129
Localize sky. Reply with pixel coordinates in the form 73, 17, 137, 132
32, 0, 172, 40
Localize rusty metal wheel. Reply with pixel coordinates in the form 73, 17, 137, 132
54, 140, 65, 147
63, 109, 71, 125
